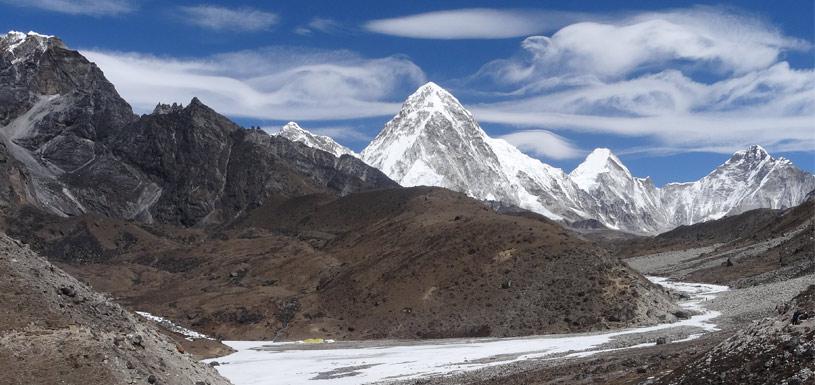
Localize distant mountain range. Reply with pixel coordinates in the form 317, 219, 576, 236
286, 82, 815, 234
3, 30, 812, 234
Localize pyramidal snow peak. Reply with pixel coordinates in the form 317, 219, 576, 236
277, 121, 358, 158
362, 83, 815, 234
362, 82, 592, 221
570, 148, 633, 191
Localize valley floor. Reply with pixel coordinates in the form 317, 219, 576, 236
203, 278, 732, 385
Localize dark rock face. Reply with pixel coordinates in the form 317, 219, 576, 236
0, 32, 396, 226
110, 98, 239, 225
112, 99, 396, 225
0, 32, 155, 220
0, 33, 135, 152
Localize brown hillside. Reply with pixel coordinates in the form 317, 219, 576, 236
9, 187, 681, 342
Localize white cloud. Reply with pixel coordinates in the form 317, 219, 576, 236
467, 7, 815, 155
83, 47, 425, 120
498, 130, 582, 160
295, 18, 347, 36
177, 5, 279, 32
475, 7, 808, 85
1, 0, 135, 16
364, 9, 585, 39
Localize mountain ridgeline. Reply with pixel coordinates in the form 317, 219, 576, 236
3, 30, 810, 233
354, 83, 815, 234
0, 31, 396, 226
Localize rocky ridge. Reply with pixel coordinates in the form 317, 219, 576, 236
0, 31, 396, 226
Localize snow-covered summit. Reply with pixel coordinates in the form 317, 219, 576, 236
569, 148, 666, 232
362, 82, 592, 221
661, 145, 815, 224
361, 80, 815, 234
277, 122, 358, 159
2, 30, 59, 55
402, 82, 461, 111
725, 144, 770, 166
570, 148, 633, 191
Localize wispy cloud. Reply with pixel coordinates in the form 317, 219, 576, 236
83, 47, 425, 120
364, 8, 586, 39
295, 17, 348, 36
473, 7, 807, 86
467, 7, 814, 155
498, 130, 583, 160
177, 5, 279, 32
310, 126, 370, 141
1, 0, 135, 16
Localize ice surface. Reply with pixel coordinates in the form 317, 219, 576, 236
206, 277, 728, 385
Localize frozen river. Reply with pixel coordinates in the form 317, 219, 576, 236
206, 277, 728, 385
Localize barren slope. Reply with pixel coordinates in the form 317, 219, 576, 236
0, 233, 229, 385
9, 187, 682, 341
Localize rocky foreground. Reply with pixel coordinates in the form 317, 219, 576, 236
0, 233, 229, 385
659, 285, 814, 384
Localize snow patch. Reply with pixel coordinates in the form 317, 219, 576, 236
136, 311, 213, 341
4, 30, 54, 55
277, 121, 358, 158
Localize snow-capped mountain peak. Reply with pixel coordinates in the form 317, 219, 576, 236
280, 121, 308, 136
570, 148, 633, 191
276, 121, 358, 158
361, 82, 496, 186
2, 31, 59, 56
404, 82, 462, 111
726, 144, 770, 165
362, 82, 593, 221
362, 82, 815, 234
661, 144, 815, 225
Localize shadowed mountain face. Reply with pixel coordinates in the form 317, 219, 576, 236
0, 31, 151, 219
110, 100, 395, 226
0, 32, 396, 226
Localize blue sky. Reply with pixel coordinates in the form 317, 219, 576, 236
2, 0, 813, 185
